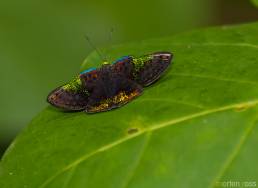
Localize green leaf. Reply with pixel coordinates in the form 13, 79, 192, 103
251, 0, 258, 7
1, 22, 258, 188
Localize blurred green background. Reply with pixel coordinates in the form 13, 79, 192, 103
0, 0, 257, 157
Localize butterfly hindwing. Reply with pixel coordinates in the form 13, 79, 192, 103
85, 74, 143, 113
133, 52, 173, 86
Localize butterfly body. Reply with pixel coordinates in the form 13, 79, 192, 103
47, 52, 173, 113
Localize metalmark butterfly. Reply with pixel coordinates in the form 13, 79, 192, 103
47, 52, 173, 113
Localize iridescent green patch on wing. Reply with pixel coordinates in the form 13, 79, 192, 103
62, 76, 82, 92
132, 55, 152, 73
134, 52, 172, 86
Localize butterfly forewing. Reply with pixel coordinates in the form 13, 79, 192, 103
47, 87, 88, 111
112, 56, 134, 79
134, 52, 173, 86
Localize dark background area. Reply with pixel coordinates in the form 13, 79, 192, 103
0, 0, 258, 157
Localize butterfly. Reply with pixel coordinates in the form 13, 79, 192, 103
47, 52, 173, 113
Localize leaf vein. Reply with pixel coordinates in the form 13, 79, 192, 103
121, 132, 152, 188
170, 42, 258, 50
171, 73, 258, 86
138, 98, 205, 109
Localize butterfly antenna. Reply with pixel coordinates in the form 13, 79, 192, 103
104, 28, 114, 63
84, 35, 106, 62
108, 27, 114, 43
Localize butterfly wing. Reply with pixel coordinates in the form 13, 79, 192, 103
133, 52, 173, 86
47, 52, 171, 113
85, 76, 143, 113
47, 86, 88, 111
47, 67, 102, 111
112, 56, 134, 79
80, 60, 140, 113
80, 67, 106, 96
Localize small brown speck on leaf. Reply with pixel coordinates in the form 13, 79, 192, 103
234, 103, 255, 112
127, 127, 139, 135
